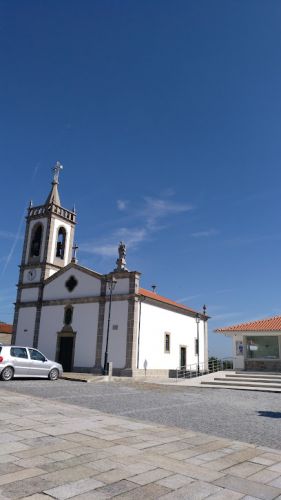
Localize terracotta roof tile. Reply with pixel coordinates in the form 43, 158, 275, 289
139, 288, 202, 316
216, 315, 281, 333
0, 323, 12, 334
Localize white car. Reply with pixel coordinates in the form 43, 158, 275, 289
0, 346, 63, 381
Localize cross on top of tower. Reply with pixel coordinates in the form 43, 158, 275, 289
72, 242, 79, 263
53, 161, 63, 184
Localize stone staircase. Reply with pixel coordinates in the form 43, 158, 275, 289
200, 371, 281, 392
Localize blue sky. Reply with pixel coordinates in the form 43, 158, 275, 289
1, 0, 281, 357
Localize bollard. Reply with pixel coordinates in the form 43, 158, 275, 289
107, 362, 113, 379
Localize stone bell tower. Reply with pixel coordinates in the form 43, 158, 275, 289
12, 162, 76, 347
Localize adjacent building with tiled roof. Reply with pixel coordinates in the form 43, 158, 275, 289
0, 322, 12, 344
215, 315, 281, 372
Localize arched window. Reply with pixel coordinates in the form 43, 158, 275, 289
30, 225, 42, 258
56, 227, 66, 259
64, 306, 73, 326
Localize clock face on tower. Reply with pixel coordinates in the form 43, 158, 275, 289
27, 269, 36, 281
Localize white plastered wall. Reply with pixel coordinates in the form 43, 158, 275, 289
16, 307, 36, 346
101, 300, 128, 369
25, 218, 48, 264
112, 278, 129, 295
38, 306, 63, 360
21, 288, 39, 302
138, 302, 205, 370
38, 303, 99, 367
72, 303, 99, 367
43, 268, 101, 300
231, 334, 245, 370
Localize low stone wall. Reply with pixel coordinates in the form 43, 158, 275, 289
245, 359, 281, 371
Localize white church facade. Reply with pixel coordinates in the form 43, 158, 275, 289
13, 164, 209, 376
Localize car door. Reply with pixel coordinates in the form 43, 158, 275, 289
28, 348, 50, 377
10, 347, 31, 376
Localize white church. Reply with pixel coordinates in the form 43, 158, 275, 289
13, 163, 209, 376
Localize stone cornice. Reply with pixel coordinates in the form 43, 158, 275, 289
43, 262, 104, 285
17, 292, 135, 308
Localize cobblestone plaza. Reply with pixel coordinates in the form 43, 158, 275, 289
0, 380, 281, 498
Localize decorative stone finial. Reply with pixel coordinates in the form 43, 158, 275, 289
71, 242, 79, 263
114, 241, 128, 272
203, 304, 207, 316
53, 161, 63, 184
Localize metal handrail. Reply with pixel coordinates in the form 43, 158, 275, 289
176, 357, 234, 380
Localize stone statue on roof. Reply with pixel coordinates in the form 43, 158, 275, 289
114, 241, 128, 272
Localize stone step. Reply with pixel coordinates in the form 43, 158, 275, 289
229, 372, 281, 379
200, 382, 281, 392
201, 380, 281, 390
216, 376, 281, 384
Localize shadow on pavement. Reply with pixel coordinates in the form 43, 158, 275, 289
258, 410, 281, 418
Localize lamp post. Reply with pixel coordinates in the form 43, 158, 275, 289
103, 275, 117, 375
196, 313, 200, 376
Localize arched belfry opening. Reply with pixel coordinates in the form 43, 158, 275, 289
56, 227, 66, 259
30, 224, 43, 259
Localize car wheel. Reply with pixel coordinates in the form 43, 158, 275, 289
1, 367, 14, 381
48, 368, 59, 381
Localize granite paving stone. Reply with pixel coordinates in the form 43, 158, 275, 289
160, 479, 223, 499
250, 456, 278, 466
0, 462, 23, 475
92, 468, 137, 484
44, 477, 105, 499
247, 469, 281, 484
156, 473, 194, 489
16, 456, 55, 468
2, 476, 58, 499
222, 461, 265, 478
18, 495, 54, 500
92, 479, 138, 497
206, 490, 244, 499
128, 467, 173, 485
1, 385, 281, 499
269, 462, 281, 473
141, 452, 225, 481
113, 482, 171, 499
41, 465, 97, 486
268, 476, 281, 488
0, 467, 45, 486
213, 474, 281, 500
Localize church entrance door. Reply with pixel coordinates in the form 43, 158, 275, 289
58, 337, 74, 372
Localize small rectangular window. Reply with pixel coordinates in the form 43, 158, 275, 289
165, 333, 170, 353
112, 324, 118, 331
195, 338, 199, 355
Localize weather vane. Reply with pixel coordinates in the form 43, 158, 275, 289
53, 161, 63, 183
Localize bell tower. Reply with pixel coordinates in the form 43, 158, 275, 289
13, 162, 76, 347
20, 162, 76, 285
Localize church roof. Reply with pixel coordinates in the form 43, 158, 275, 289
216, 315, 281, 333
0, 322, 12, 334
139, 288, 206, 318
